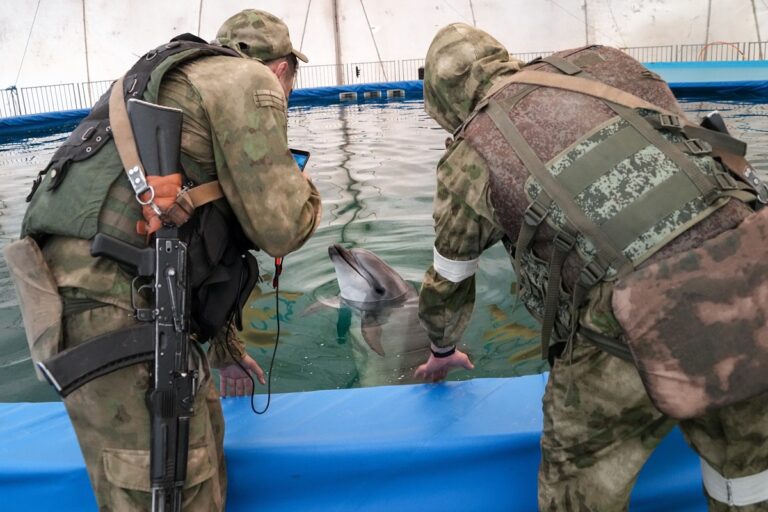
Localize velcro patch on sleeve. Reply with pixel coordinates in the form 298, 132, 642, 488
253, 89, 287, 112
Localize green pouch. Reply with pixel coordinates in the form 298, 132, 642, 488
2, 236, 63, 381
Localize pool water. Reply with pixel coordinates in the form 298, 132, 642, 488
1, 97, 767, 402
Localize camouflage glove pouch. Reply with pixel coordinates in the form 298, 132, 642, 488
2, 236, 63, 381
612, 207, 768, 419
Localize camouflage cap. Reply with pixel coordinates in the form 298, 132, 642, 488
216, 9, 308, 63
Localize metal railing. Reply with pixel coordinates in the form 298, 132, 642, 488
295, 58, 426, 89
621, 41, 768, 62
2, 41, 767, 118
1, 80, 112, 118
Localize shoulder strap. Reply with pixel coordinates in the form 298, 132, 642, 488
110, 76, 224, 227
504, 70, 678, 115
109, 77, 145, 188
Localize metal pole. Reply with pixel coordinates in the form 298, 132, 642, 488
82, 0, 93, 105
332, 0, 344, 85
751, 0, 764, 59
197, 0, 204, 37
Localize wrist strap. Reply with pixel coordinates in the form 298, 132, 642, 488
431, 345, 456, 358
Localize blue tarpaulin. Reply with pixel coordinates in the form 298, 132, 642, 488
0, 375, 705, 511
3, 60, 768, 137
647, 60, 768, 98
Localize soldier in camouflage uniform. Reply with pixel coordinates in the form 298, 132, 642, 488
414, 23, 768, 511
11, 10, 321, 511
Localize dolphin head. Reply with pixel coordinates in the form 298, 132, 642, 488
328, 244, 411, 306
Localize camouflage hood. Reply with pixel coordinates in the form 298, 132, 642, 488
423, 23, 522, 132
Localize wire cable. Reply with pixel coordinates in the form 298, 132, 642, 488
15, 0, 42, 86
358, 0, 389, 82
299, 0, 313, 52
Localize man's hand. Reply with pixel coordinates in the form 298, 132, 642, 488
219, 354, 266, 397
414, 350, 475, 382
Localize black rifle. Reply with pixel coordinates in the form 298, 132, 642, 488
92, 98, 195, 512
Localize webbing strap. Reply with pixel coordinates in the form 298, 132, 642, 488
486, 99, 631, 271
179, 180, 224, 209
108, 77, 145, 185
62, 297, 109, 317
540, 228, 576, 358
505, 70, 677, 116
514, 198, 549, 279
514, 197, 549, 275
542, 56, 583, 75
608, 103, 720, 203
496, 84, 540, 111
579, 326, 633, 361
555, 123, 650, 195
644, 114, 748, 157
683, 124, 747, 156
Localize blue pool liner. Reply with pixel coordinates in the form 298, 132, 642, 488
0, 375, 705, 511
3, 59, 768, 136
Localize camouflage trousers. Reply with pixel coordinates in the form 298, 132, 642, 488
539, 338, 768, 512
61, 301, 227, 511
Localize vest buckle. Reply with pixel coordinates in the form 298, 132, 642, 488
683, 138, 712, 155
524, 199, 549, 227
657, 113, 682, 131
579, 259, 607, 287
553, 228, 577, 253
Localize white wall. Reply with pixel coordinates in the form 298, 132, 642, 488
1, 0, 766, 88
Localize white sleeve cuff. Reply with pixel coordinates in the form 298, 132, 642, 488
433, 246, 479, 283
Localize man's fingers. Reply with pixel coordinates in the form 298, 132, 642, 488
432, 369, 448, 382
253, 365, 266, 385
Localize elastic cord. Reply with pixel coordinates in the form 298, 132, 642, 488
223, 260, 281, 415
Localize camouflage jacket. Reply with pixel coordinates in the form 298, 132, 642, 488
418, 139, 503, 348
418, 23, 518, 349
419, 24, 753, 353
42, 55, 322, 365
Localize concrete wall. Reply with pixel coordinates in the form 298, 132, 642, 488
1, 0, 766, 88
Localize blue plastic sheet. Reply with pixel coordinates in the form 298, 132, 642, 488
0, 109, 88, 139
647, 60, 768, 99
3, 60, 768, 137
0, 375, 706, 511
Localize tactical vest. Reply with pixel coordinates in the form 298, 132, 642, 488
458, 45, 760, 361
21, 34, 259, 339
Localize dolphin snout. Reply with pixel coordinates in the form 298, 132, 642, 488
328, 243, 346, 259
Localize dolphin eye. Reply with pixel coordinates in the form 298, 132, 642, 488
374, 286, 385, 295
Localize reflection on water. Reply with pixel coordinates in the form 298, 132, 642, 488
1, 98, 767, 401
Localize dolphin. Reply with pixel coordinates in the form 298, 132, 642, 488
327, 244, 430, 386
